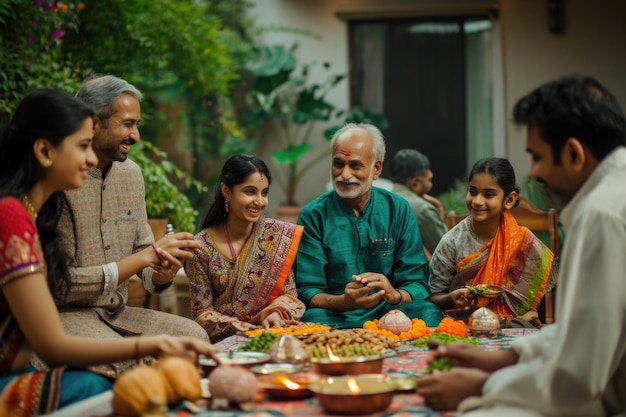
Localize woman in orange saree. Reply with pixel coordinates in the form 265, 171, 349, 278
186, 155, 305, 342
429, 158, 557, 324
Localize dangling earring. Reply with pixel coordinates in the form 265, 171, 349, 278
225, 201, 230, 213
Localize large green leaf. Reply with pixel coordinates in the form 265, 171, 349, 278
272, 144, 312, 165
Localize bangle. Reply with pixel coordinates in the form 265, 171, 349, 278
151, 244, 164, 263
135, 339, 141, 363
391, 289, 403, 307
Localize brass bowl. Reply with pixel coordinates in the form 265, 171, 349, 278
256, 372, 319, 400
309, 374, 395, 415
311, 355, 383, 376
475, 285, 504, 307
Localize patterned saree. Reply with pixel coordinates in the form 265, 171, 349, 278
0, 197, 63, 415
451, 211, 555, 317
188, 217, 306, 342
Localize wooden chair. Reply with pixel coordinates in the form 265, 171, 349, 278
443, 196, 559, 323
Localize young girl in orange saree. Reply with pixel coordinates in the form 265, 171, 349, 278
429, 157, 557, 325
186, 155, 305, 342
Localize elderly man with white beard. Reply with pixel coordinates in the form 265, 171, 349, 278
294, 123, 442, 328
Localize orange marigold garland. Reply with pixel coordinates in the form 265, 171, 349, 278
363, 318, 432, 341
363, 317, 468, 341
434, 317, 468, 337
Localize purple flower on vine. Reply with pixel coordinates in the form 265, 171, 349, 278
27, 36, 35, 44
52, 29, 64, 39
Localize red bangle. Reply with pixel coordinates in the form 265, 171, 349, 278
151, 243, 164, 263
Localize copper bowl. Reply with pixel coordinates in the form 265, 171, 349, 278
309, 374, 395, 415
311, 355, 383, 376
256, 372, 319, 400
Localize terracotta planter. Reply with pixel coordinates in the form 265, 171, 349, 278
274, 205, 302, 224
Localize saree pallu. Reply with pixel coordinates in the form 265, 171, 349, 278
0, 368, 63, 416
451, 211, 554, 317
188, 217, 306, 342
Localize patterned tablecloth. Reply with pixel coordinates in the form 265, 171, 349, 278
51, 328, 537, 417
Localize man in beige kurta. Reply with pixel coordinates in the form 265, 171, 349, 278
33, 75, 207, 378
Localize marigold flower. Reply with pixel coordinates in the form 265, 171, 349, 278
58, 3, 68, 12
77, 2, 85, 10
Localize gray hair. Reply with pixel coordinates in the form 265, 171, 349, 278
76, 74, 142, 126
330, 122, 386, 162
390, 149, 431, 183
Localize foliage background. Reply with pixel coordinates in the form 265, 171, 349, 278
0, 0, 257, 231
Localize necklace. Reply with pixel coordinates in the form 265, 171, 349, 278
469, 217, 481, 241
21, 195, 37, 223
223, 222, 253, 262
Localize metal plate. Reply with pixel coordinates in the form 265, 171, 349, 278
250, 363, 302, 375
199, 351, 271, 367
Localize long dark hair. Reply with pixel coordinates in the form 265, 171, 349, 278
200, 154, 272, 230
0, 89, 95, 303
468, 157, 520, 208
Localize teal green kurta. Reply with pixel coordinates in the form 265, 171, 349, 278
295, 188, 442, 328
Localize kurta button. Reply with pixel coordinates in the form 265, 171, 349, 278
102, 185, 106, 190
102, 218, 107, 223
104, 245, 111, 250
382, 253, 387, 257
372, 252, 376, 256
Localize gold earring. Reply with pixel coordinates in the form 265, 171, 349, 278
42, 159, 52, 168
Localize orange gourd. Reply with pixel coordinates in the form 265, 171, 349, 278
157, 356, 202, 404
112, 364, 168, 416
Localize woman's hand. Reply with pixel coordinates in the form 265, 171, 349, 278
153, 335, 218, 364
451, 287, 473, 309
261, 311, 300, 329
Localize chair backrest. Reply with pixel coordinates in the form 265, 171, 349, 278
444, 196, 559, 256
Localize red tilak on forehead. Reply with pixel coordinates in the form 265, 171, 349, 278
259, 172, 264, 180
340, 151, 351, 156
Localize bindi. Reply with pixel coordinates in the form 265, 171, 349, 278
259, 172, 264, 180
340, 151, 351, 156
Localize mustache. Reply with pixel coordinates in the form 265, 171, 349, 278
334, 178, 359, 186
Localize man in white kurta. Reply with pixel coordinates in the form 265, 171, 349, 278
417, 75, 626, 417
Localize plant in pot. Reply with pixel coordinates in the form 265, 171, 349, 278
243, 44, 387, 217
132, 141, 207, 233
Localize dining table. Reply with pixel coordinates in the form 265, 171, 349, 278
47, 328, 538, 417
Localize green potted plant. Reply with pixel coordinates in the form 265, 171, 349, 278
132, 141, 207, 233
243, 44, 387, 208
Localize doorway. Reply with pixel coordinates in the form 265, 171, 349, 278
349, 17, 495, 195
